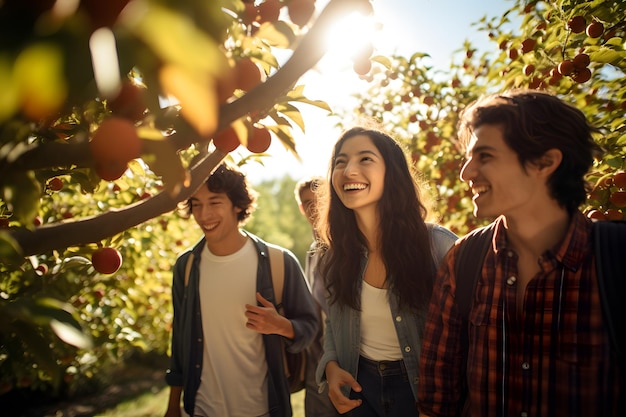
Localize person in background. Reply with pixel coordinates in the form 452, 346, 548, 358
417, 89, 623, 417
294, 176, 341, 417
315, 126, 458, 416
164, 162, 318, 417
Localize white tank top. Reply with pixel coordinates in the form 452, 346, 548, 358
359, 281, 403, 361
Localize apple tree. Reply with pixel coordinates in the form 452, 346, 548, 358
0, 0, 374, 399
338, 0, 625, 235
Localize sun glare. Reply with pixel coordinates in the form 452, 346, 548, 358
322, 10, 376, 63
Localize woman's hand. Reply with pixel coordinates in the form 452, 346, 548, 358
326, 360, 362, 414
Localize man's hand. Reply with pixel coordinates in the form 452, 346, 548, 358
326, 360, 362, 414
245, 292, 294, 338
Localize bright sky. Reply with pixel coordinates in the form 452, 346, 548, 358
240, 0, 516, 183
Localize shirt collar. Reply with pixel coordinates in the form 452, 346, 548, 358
492, 211, 592, 271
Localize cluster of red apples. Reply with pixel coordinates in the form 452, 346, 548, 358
85, 0, 323, 183
502, 13, 611, 88
588, 171, 626, 221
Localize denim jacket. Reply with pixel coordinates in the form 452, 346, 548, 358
165, 231, 318, 417
315, 224, 457, 400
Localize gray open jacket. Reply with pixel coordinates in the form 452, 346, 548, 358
315, 224, 457, 401
166, 231, 318, 417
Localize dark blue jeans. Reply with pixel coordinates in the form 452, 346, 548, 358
348, 356, 419, 417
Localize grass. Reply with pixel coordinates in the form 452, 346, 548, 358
96, 386, 305, 417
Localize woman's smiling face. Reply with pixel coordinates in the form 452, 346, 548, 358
332, 134, 386, 214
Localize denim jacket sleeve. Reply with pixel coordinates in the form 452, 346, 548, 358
428, 223, 458, 266
279, 248, 319, 353
165, 249, 191, 387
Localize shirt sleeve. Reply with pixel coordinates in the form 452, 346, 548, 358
281, 249, 319, 353
165, 252, 188, 387
418, 245, 465, 417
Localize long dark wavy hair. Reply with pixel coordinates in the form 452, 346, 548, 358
317, 126, 436, 312
457, 89, 603, 214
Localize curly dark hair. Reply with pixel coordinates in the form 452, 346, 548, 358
180, 162, 257, 224
317, 126, 436, 312
457, 89, 603, 213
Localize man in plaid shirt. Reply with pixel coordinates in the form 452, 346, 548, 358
418, 89, 622, 417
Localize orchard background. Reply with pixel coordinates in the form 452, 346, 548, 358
0, 0, 624, 410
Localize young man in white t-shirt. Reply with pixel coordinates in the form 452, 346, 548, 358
164, 162, 318, 417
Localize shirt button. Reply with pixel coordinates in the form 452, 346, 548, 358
404, 346, 411, 353
196, 364, 200, 369
521, 362, 530, 370
198, 338, 202, 343
521, 412, 528, 417
507, 276, 517, 285
507, 250, 514, 257
395, 315, 402, 322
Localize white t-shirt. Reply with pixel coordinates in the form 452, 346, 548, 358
194, 240, 269, 417
359, 281, 403, 361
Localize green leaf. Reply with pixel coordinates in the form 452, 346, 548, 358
255, 21, 296, 49
128, 3, 229, 77
50, 319, 92, 349
267, 124, 299, 160
0, 231, 23, 267
590, 49, 625, 66
371, 55, 392, 69
275, 103, 305, 131
2, 171, 40, 226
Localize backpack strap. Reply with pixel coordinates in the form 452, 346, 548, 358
454, 222, 496, 415
593, 220, 626, 380
455, 223, 496, 320
183, 253, 195, 288
268, 245, 285, 310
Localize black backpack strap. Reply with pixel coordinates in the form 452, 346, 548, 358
594, 220, 626, 360
593, 220, 626, 392
456, 223, 496, 321
454, 221, 496, 415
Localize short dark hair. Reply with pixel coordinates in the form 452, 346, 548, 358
458, 89, 603, 213
181, 162, 257, 223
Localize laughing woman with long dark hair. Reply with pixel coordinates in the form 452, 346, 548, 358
314, 126, 457, 416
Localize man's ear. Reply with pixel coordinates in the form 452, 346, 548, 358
535, 148, 562, 177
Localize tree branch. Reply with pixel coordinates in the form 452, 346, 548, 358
8, 0, 367, 256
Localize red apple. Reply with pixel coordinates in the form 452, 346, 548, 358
573, 53, 590, 69
610, 190, 626, 208
288, 0, 315, 28
48, 177, 63, 191
213, 126, 241, 153
587, 209, 606, 220
234, 58, 262, 92
572, 68, 592, 83
557, 60, 574, 76
108, 81, 147, 121
521, 38, 536, 54
35, 264, 49, 275
247, 127, 272, 153
613, 171, 626, 189
567, 15, 586, 33
90, 117, 141, 181
586, 22, 604, 38
92, 247, 122, 274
